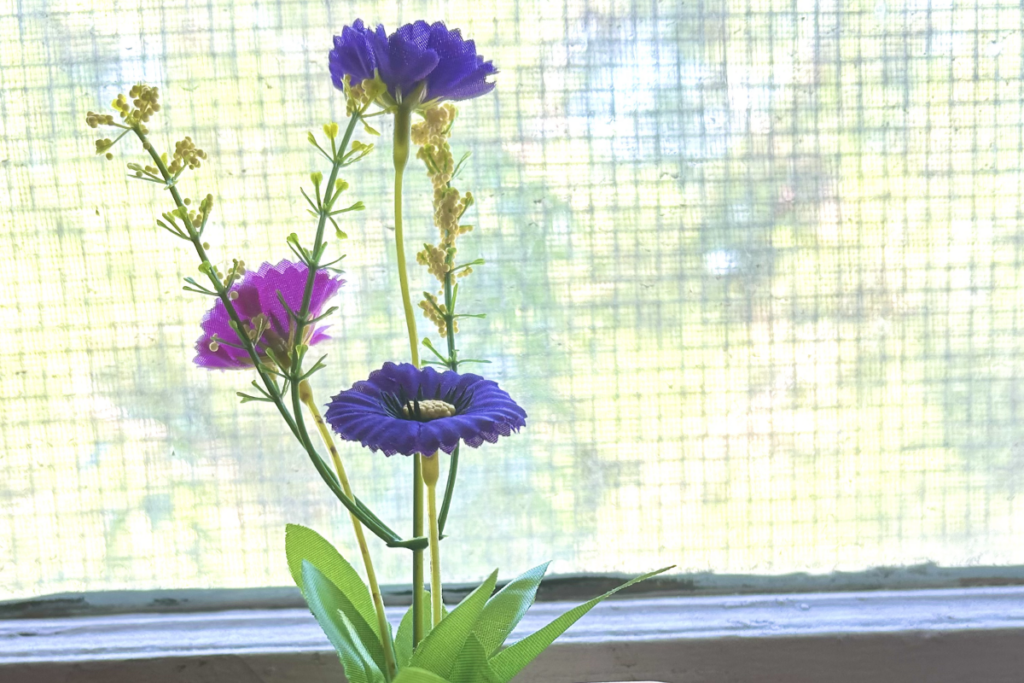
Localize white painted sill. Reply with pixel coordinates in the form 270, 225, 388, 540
1, 587, 1023, 682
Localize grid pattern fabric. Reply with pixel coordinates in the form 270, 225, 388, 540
2, 0, 1024, 599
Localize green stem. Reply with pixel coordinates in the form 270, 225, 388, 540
437, 444, 459, 536
443, 271, 458, 372
130, 119, 402, 547
437, 269, 460, 534
393, 103, 420, 368
394, 97, 427, 647
423, 453, 442, 627
300, 381, 396, 681
412, 453, 425, 647
293, 114, 360, 346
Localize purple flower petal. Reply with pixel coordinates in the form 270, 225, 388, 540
329, 20, 496, 103
329, 19, 378, 89
193, 260, 344, 370
325, 362, 526, 456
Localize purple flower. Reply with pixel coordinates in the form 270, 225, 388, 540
325, 362, 526, 456
194, 260, 343, 369
330, 20, 497, 103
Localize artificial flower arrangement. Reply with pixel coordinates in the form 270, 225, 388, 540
86, 19, 670, 683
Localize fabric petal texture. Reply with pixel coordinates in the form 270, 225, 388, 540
194, 260, 344, 370
325, 362, 526, 456
329, 19, 496, 103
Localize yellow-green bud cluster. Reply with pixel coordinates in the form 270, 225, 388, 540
344, 75, 389, 116
168, 136, 208, 175
95, 138, 115, 159
85, 112, 116, 128
86, 84, 163, 157
220, 257, 246, 288
112, 84, 161, 129
418, 292, 459, 337
411, 104, 457, 150
188, 194, 215, 231
413, 104, 475, 284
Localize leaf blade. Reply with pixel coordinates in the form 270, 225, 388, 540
392, 667, 452, 683
473, 562, 549, 657
286, 524, 378, 637
450, 633, 498, 683
488, 566, 674, 683
301, 560, 385, 683
286, 525, 387, 673
410, 569, 499, 679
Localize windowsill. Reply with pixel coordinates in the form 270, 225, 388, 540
2, 586, 1024, 682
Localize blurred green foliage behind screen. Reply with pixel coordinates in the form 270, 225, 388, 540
2, 0, 1024, 598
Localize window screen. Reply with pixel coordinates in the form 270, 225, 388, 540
2, 0, 1023, 599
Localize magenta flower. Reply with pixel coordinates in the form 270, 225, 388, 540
330, 20, 497, 103
325, 363, 526, 456
194, 260, 343, 369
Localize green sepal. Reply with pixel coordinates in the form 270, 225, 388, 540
301, 560, 386, 683
472, 562, 550, 657
488, 566, 674, 683
409, 570, 499, 679
286, 524, 390, 674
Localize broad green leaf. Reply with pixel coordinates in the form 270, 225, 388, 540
392, 666, 452, 683
473, 562, 549, 656
302, 561, 386, 683
286, 525, 388, 672
286, 524, 378, 638
450, 633, 498, 683
410, 570, 499, 679
396, 592, 451, 668
395, 591, 431, 668
488, 566, 674, 683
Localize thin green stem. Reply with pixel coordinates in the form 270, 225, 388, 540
437, 269, 460, 534
292, 114, 360, 352
423, 453, 443, 627
412, 454, 425, 647
130, 119, 401, 547
437, 444, 459, 536
394, 98, 426, 648
393, 180, 420, 367
301, 381, 396, 682
443, 271, 458, 372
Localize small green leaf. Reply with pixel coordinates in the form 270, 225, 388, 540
363, 121, 381, 136
395, 592, 427, 668
395, 591, 448, 668
286, 525, 389, 674
450, 633, 498, 683
473, 562, 549, 656
410, 570, 498, 679
301, 561, 385, 683
392, 667, 452, 683
488, 566, 674, 683
285, 525, 378, 638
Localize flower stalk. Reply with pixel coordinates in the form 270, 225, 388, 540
422, 452, 443, 626
412, 453, 426, 645
111, 98, 424, 550
393, 86, 427, 647
299, 380, 396, 681
437, 268, 461, 534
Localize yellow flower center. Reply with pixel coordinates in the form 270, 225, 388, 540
402, 399, 457, 421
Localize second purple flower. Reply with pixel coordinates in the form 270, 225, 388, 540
194, 260, 343, 369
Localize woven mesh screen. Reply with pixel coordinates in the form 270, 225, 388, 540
2, 0, 1023, 598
